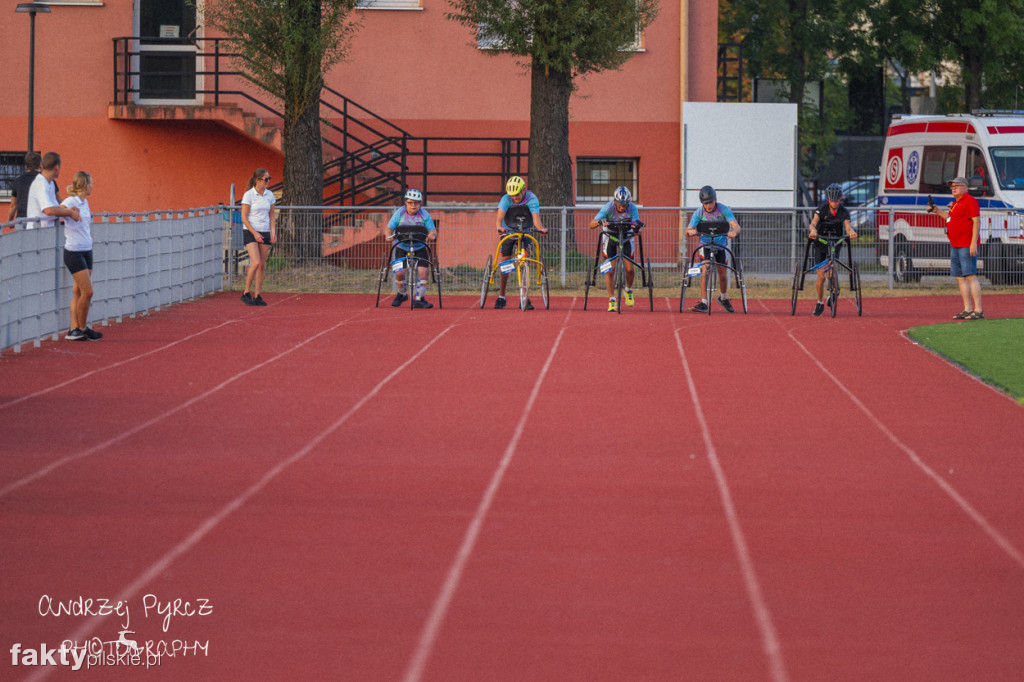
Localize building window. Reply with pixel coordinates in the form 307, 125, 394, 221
0, 152, 26, 199
357, 0, 423, 9
576, 158, 638, 204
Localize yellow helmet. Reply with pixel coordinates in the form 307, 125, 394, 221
505, 176, 526, 196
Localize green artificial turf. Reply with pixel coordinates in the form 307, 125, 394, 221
907, 318, 1024, 404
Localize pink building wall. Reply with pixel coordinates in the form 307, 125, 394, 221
1, 0, 718, 214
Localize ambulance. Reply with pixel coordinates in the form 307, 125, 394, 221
876, 111, 1024, 284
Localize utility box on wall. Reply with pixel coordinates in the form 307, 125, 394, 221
681, 102, 799, 208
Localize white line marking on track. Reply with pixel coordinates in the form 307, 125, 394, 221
0, 294, 301, 412
779, 324, 1024, 571
672, 327, 791, 682
0, 302, 354, 500
23, 315, 465, 682
401, 304, 575, 682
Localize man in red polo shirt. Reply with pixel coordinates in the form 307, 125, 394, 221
928, 176, 983, 320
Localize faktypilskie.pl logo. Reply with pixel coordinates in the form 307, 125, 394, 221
8, 593, 213, 671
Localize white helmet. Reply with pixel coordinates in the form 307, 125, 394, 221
404, 188, 423, 202
613, 186, 631, 205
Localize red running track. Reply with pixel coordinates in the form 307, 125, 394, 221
1, 292, 1023, 681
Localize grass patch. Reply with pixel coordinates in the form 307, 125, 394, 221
907, 319, 1024, 404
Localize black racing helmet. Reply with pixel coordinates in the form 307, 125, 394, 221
699, 185, 717, 204
825, 183, 843, 202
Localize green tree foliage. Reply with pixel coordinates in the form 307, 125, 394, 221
720, 0, 870, 177
205, 0, 360, 259
928, 0, 1024, 111
446, 0, 659, 207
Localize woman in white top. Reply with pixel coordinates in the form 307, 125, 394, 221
240, 168, 276, 306
61, 172, 102, 341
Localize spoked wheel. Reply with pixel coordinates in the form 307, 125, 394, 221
583, 257, 597, 310
680, 262, 693, 313
519, 262, 530, 311
645, 258, 655, 311
479, 255, 493, 309
433, 259, 443, 309
737, 265, 749, 314
790, 263, 802, 316
704, 263, 716, 315
853, 262, 863, 316
375, 250, 390, 307
408, 260, 417, 309
829, 266, 839, 318
540, 263, 550, 310
614, 258, 624, 314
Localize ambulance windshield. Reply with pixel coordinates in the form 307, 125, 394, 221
990, 148, 1024, 190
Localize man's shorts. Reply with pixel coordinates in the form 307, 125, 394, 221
950, 246, 978, 277
63, 249, 93, 275
699, 236, 729, 265
812, 235, 845, 266
500, 235, 533, 259
601, 233, 634, 259
243, 230, 272, 246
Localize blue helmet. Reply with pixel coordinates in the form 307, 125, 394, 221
613, 186, 632, 206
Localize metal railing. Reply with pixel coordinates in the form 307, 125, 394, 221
1, 209, 224, 352
112, 37, 528, 205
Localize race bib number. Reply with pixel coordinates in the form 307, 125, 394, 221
499, 259, 516, 274
599, 259, 614, 274
391, 258, 406, 273
686, 265, 703, 277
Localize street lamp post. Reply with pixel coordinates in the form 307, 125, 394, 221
16, 2, 51, 154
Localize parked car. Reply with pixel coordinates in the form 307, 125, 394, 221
839, 175, 880, 231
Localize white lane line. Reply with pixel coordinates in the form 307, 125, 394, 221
780, 325, 1024, 571
0, 294, 302, 412
24, 319, 463, 682
401, 304, 575, 682
0, 303, 358, 499
672, 327, 791, 682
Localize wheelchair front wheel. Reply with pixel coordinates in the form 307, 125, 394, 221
646, 258, 655, 311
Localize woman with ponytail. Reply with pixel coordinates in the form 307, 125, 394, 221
240, 168, 276, 306
61, 171, 102, 340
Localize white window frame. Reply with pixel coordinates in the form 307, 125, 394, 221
357, 0, 423, 9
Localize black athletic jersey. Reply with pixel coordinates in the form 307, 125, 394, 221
814, 203, 851, 236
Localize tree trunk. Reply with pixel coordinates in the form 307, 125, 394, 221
282, 97, 324, 262
963, 46, 983, 112
529, 61, 574, 250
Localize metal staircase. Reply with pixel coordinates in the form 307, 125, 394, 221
111, 36, 528, 206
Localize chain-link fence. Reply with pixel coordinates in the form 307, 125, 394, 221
231, 205, 1023, 293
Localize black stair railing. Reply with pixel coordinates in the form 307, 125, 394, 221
113, 36, 528, 205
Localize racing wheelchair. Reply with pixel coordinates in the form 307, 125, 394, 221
791, 234, 862, 317
680, 220, 748, 314
582, 219, 655, 312
375, 224, 443, 309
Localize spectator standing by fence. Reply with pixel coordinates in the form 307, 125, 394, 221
8, 152, 42, 223
928, 176, 983, 320
26, 152, 77, 230
62, 172, 102, 341
240, 168, 276, 306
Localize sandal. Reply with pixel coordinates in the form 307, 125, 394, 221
966, 311, 985, 320
953, 310, 972, 319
